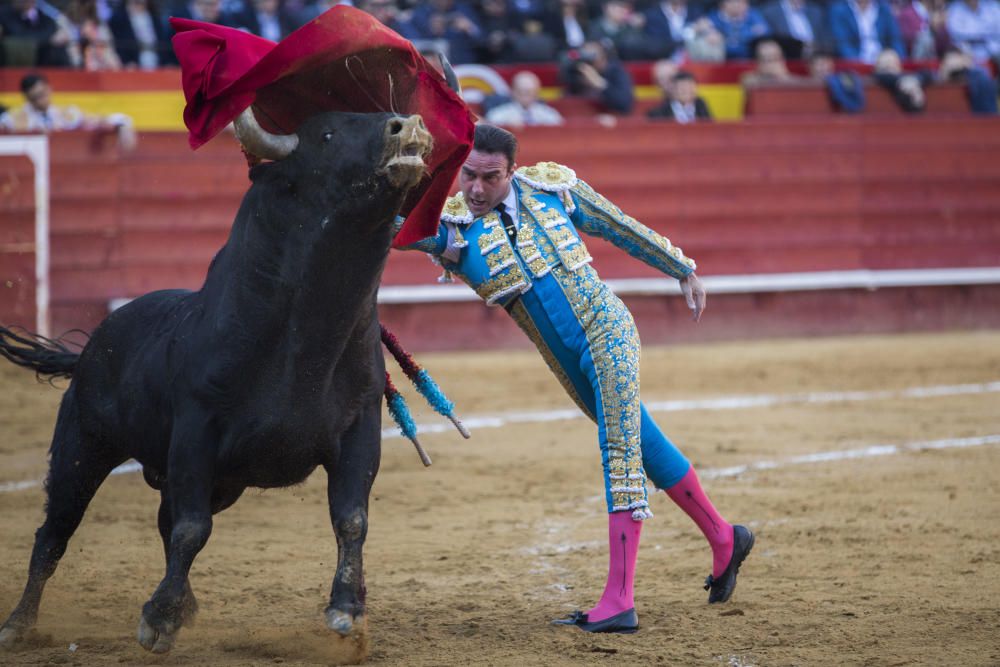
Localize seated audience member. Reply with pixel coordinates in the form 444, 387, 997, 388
541, 0, 589, 52
895, 0, 951, 59
812, 49, 867, 110
650, 58, 679, 99
485, 71, 565, 126
759, 0, 830, 57
648, 70, 713, 122
938, 48, 999, 113
945, 0, 1000, 67
170, 0, 225, 24
408, 0, 482, 64
109, 0, 173, 69
0, 73, 138, 150
588, 0, 661, 60
560, 39, 635, 114
644, 0, 697, 60
350, 0, 417, 38
872, 46, 933, 111
477, 0, 523, 63
708, 0, 771, 60
224, 0, 296, 41
683, 17, 727, 61
82, 21, 123, 71
828, 0, 905, 63
742, 37, 799, 85
0, 0, 72, 66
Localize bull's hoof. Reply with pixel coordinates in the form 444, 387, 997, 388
137, 612, 179, 654
0, 625, 23, 650
324, 608, 355, 636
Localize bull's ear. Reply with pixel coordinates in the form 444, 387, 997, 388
439, 53, 461, 96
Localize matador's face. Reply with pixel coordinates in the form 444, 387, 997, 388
459, 149, 514, 218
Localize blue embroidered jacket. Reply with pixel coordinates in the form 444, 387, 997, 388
399, 161, 696, 307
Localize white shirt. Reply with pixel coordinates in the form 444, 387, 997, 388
563, 15, 586, 48
782, 0, 815, 43
660, 2, 688, 40
848, 0, 882, 63
500, 184, 520, 230
485, 100, 565, 127
946, 0, 1000, 64
670, 100, 697, 123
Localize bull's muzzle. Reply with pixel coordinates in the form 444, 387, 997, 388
382, 115, 432, 190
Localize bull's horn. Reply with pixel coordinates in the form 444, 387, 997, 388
234, 107, 299, 160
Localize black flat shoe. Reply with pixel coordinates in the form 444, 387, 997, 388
705, 524, 755, 604
551, 608, 639, 634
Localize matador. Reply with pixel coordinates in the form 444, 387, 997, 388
396, 124, 754, 634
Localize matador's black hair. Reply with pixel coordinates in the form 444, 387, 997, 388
473, 123, 518, 170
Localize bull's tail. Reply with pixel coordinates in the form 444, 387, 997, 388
0, 326, 80, 380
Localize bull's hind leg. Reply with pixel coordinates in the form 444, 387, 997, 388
0, 393, 124, 649
137, 412, 215, 654
323, 405, 381, 637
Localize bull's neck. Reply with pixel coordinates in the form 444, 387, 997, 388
207, 191, 397, 369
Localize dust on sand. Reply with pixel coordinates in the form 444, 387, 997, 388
1, 332, 999, 666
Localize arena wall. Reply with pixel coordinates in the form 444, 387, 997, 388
1, 115, 999, 350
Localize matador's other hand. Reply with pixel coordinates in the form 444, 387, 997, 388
679, 273, 706, 322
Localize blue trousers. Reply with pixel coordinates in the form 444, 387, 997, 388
509, 269, 691, 514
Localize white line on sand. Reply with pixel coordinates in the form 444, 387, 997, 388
2, 382, 998, 494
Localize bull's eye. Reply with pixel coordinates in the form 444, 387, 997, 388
323, 132, 334, 142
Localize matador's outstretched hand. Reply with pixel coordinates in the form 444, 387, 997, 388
680, 273, 707, 322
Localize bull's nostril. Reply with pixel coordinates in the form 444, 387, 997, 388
388, 119, 404, 135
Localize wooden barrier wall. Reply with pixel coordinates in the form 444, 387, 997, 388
1, 116, 999, 347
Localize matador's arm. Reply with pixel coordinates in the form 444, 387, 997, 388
391, 217, 448, 255
569, 180, 696, 281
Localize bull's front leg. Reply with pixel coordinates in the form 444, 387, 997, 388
323, 404, 381, 636
137, 410, 216, 654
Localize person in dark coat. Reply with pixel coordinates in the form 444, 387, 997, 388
647, 69, 713, 122
109, 0, 175, 68
759, 0, 831, 57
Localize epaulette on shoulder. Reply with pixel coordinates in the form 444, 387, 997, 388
515, 162, 578, 193
441, 192, 473, 224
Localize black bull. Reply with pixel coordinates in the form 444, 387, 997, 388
0, 110, 434, 653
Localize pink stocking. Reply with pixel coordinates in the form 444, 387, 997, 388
586, 511, 641, 622
665, 467, 734, 577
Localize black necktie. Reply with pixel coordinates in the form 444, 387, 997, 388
496, 202, 517, 242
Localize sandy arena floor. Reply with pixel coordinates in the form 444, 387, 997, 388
1, 331, 999, 666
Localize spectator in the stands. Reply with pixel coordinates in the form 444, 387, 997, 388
648, 69, 713, 122
559, 39, 635, 114
759, 0, 830, 58
82, 21, 123, 70
872, 46, 933, 111
409, 0, 482, 64
894, 0, 951, 59
477, 0, 520, 63
945, 0, 1000, 67
541, 0, 589, 52
937, 48, 998, 113
508, 0, 545, 22
0, 0, 72, 66
644, 0, 697, 60
224, 0, 296, 41
109, 0, 173, 68
588, 0, 662, 61
829, 0, 905, 63
0, 73, 137, 150
170, 0, 225, 24
684, 16, 727, 61
350, 0, 417, 37
485, 70, 565, 126
742, 37, 799, 85
709, 0, 771, 60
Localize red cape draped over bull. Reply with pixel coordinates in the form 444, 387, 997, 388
170, 6, 475, 247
